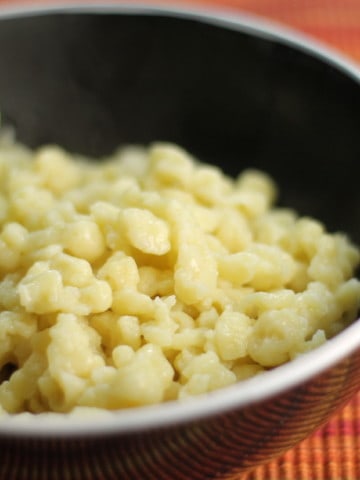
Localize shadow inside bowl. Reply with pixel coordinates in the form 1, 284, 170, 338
0, 7, 359, 242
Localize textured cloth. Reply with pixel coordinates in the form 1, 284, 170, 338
0, 0, 359, 479
243, 392, 360, 479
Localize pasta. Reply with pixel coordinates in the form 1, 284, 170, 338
0, 138, 359, 414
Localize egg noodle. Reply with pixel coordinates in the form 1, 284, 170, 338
0, 136, 359, 414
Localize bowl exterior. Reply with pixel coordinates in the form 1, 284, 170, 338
1, 347, 360, 480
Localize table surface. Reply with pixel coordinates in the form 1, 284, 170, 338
0, 0, 359, 479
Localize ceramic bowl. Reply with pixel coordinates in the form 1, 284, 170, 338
0, 4, 359, 479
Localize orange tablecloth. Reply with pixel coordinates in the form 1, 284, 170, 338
0, 1, 359, 479
244, 393, 360, 479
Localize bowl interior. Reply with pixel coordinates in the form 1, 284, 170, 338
0, 8, 359, 242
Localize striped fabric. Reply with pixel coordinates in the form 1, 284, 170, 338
243, 391, 360, 479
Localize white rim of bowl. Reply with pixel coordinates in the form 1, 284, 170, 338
0, 2, 359, 438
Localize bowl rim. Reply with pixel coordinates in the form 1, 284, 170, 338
0, 1, 360, 81
0, 2, 359, 438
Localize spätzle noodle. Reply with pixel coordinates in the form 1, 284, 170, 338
0, 140, 359, 414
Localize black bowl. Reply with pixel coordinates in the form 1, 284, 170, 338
0, 5, 359, 480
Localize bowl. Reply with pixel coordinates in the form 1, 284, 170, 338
0, 4, 359, 479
